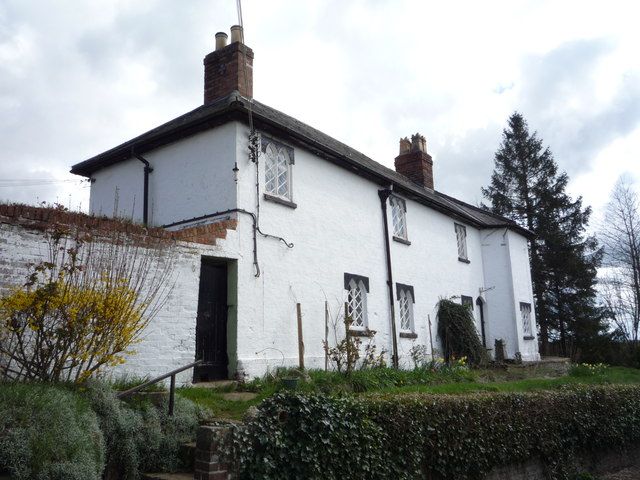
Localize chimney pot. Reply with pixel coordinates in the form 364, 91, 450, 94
230, 25, 243, 43
215, 32, 228, 50
410, 133, 427, 153
399, 137, 411, 155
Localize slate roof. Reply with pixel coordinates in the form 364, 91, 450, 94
71, 92, 533, 238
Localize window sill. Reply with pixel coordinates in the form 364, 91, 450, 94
263, 193, 297, 209
399, 332, 417, 339
348, 328, 376, 338
523, 336, 536, 341
458, 257, 470, 264
393, 236, 411, 246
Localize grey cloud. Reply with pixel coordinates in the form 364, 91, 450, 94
519, 38, 614, 114
434, 125, 503, 205
515, 38, 640, 178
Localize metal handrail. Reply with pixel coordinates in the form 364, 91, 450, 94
117, 359, 203, 416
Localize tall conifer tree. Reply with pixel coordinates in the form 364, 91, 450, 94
482, 112, 603, 355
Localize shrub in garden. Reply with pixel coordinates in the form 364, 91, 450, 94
227, 385, 640, 480
0, 382, 104, 480
0, 381, 209, 480
83, 381, 209, 479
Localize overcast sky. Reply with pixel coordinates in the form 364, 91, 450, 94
1, 0, 638, 226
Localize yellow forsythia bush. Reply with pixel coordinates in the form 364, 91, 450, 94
0, 222, 173, 383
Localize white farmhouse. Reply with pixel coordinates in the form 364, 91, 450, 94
70, 27, 540, 380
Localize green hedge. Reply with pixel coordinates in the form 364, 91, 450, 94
226, 386, 640, 480
0, 383, 104, 480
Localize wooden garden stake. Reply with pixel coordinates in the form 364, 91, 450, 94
324, 301, 329, 371
344, 302, 352, 375
297, 303, 304, 370
428, 314, 435, 360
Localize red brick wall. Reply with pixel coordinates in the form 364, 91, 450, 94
204, 42, 254, 104
0, 203, 236, 247
394, 150, 434, 190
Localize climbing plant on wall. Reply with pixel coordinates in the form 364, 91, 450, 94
437, 298, 488, 366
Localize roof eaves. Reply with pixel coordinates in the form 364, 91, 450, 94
70, 93, 534, 239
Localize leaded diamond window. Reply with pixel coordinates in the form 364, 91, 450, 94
520, 302, 533, 337
263, 139, 293, 200
455, 223, 468, 261
347, 279, 368, 329
391, 197, 407, 240
398, 289, 413, 332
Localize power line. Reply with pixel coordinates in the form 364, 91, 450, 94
0, 179, 87, 188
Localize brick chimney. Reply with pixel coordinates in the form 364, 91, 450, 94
203, 25, 254, 104
394, 133, 434, 190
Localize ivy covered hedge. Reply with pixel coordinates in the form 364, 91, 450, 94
226, 386, 640, 480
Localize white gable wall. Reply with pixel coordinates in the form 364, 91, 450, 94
89, 159, 144, 220
89, 123, 238, 227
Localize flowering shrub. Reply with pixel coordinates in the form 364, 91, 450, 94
0, 223, 174, 383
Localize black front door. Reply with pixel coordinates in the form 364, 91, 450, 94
194, 260, 228, 382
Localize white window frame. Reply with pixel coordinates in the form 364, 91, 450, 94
520, 302, 533, 337
262, 137, 294, 201
390, 196, 408, 240
346, 278, 368, 330
455, 223, 468, 261
397, 285, 415, 333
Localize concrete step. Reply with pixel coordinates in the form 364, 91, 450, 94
178, 442, 196, 471
142, 441, 196, 480
141, 473, 193, 480
192, 380, 237, 389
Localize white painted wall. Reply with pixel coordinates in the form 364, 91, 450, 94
89, 159, 144, 221
0, 221, 241, 385
507, 230, 540, 361
89, 124, 238, 227
230, 124, 540, 376
480, 228, 540, 361
76, 118, 541, 379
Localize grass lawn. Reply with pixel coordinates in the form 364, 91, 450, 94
177, 365, 640, 421
381, 366, 640, 395
177, 387, 271, 421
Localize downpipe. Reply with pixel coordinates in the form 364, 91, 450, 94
378, 188, 399, 369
